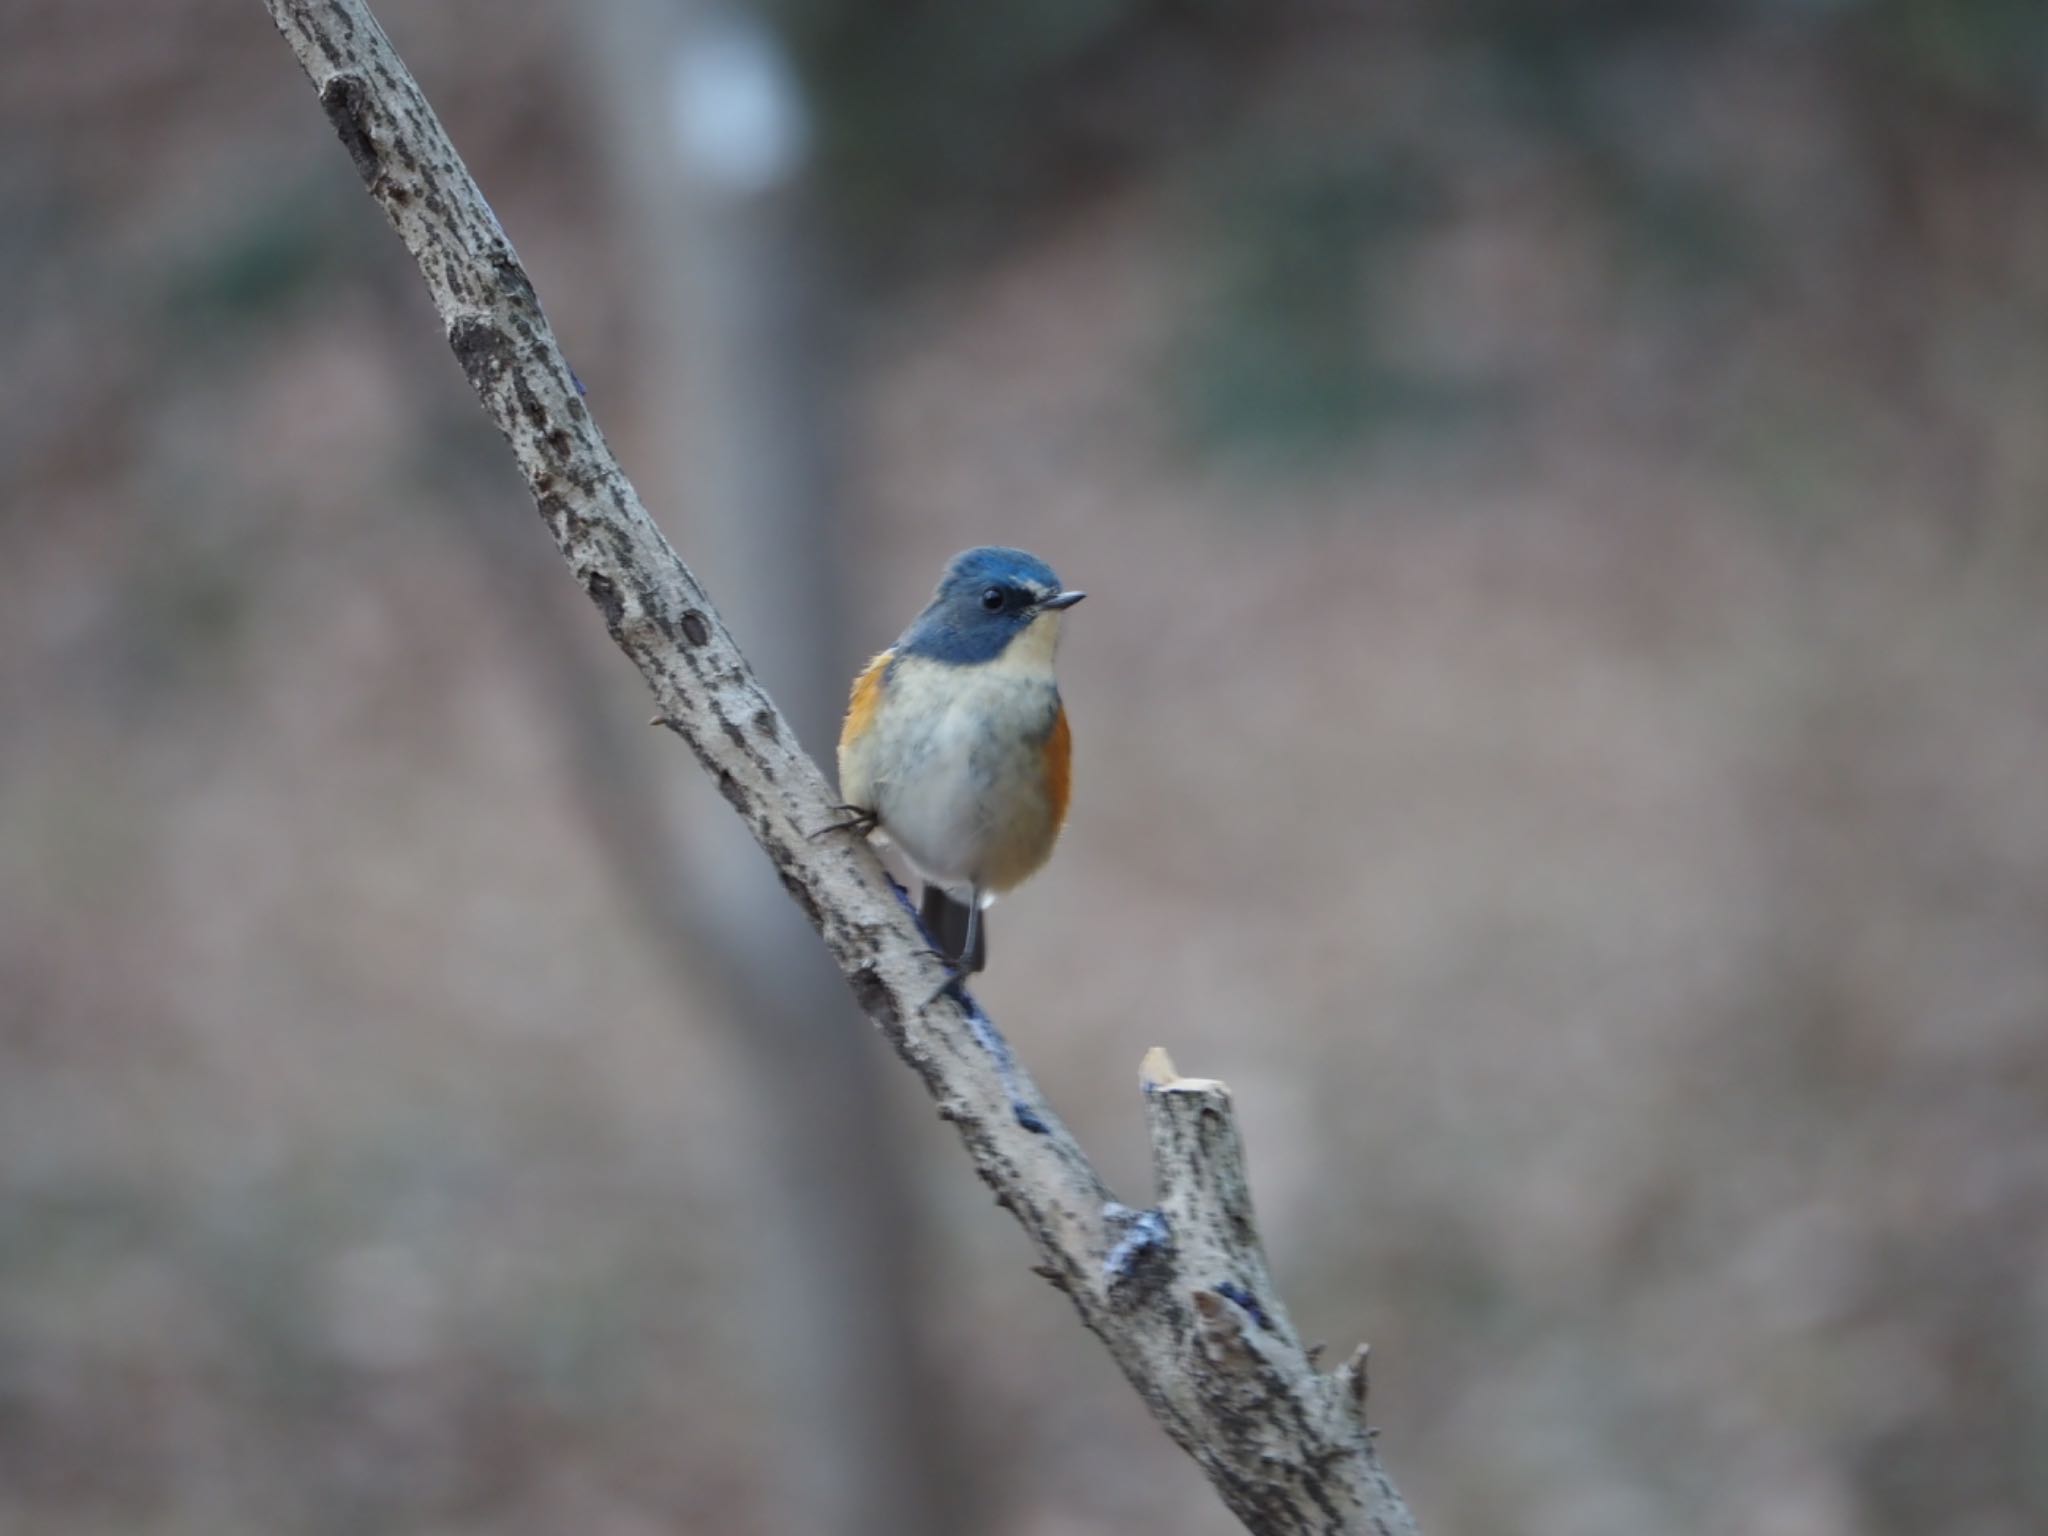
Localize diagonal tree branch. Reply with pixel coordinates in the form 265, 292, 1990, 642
259, 3, 1420, 1530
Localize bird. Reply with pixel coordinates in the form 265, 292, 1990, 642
833, 546, 1084, 981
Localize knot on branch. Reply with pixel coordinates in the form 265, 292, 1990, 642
1103, 1202, 1173, 1299
1335, 1342, 1372, 1420
318, 73, 380, 186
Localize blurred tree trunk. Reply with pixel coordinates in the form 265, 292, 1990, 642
575, 4, 967, 1533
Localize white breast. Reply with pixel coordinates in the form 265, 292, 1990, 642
866, 648, 1060, 891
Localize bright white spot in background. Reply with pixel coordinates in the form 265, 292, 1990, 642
668, 13, 809, 193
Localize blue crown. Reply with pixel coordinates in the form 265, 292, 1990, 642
937, 547, 1062, 598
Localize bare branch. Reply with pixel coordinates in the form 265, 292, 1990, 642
259, 3, 1420, 1529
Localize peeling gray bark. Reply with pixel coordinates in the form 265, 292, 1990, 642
260, 3, 1422, 1530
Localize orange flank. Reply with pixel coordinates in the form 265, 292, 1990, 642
840, 649, 891, 758
1043, 701, 1072, 836
835, 648, 893, 819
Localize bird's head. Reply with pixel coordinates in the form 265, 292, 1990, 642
899, 547, 1085, 667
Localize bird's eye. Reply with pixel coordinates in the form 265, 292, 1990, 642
980, 586, 1005, 612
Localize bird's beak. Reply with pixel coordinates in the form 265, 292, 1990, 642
1041, 590, 1086, 611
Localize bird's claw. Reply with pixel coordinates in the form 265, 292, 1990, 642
809, 804, 878, 841
921, 948, 979, 1008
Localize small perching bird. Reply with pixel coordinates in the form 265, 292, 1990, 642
833, 547, 1084, 979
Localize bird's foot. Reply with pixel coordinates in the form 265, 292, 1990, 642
923, 951, 977, 1008
809, 804, 878, 841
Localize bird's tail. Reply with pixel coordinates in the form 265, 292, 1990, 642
920, 885, 987, 974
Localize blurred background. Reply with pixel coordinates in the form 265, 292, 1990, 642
5, 0, 2048, 1532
